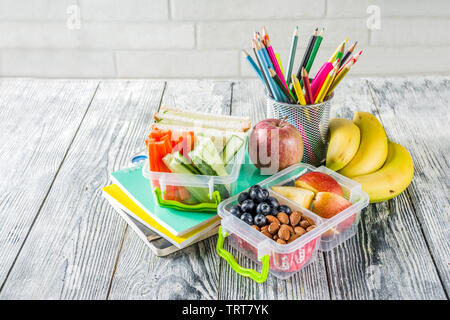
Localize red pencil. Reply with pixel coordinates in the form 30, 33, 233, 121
301, 67, 314, 105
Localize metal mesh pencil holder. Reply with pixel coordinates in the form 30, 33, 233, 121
266, 93, 333, 166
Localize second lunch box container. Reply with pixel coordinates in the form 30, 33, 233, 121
142, 137, 247, 211
217, 163, 369, 282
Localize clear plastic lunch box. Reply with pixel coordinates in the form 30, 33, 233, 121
142, 137, 247, 211
216, 163, 369, 282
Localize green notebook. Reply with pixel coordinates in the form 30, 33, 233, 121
110, 152, 267, 236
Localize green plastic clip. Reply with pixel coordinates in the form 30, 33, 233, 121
154, 187, 221, 212
216, 226, 270, 283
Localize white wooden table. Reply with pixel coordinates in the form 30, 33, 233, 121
0, 77, 448, 300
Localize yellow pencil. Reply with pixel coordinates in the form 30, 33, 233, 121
328, 38, 348, 63
315, 65, 338, 103
291, 74, 306, 105
327, 60, 354, 95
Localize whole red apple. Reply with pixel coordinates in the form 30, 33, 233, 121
249, 117, 303, 173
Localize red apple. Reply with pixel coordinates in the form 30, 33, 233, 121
311, 192, 352, 219
312, 192, 355, 237
295, 172, 343, 196
249, 117, 303, 173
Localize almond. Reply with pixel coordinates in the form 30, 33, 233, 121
294, 226, 307, 236
266, 215, 280, 225
278, 225, 291, 241
277, 212, 289, 224
261, 230, 272, 238
251, 225, 260, 231
299, 220, 310, 229
268, 222, 280, 235
306, 225, 316, 232
273, 234, 279, 241
288, 233, 300, 243
276, 239, 286, 245
284, 224, 294, 234
289, 211, 301, 227
302, 215, 315, 225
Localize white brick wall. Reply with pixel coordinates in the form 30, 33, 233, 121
0, 0, 449, 78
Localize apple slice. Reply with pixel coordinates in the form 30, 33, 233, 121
271, 186, 314, 209
311, 192, 352, 219
295, 172, 343, 196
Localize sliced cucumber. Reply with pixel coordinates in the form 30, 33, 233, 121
189, 136, 228, 176
221, 134, 244, 165
162, 152, 213, 203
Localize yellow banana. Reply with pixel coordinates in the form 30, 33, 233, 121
352, 141, 414, 203
338, 111, 388, 177
326, 118, 361, 171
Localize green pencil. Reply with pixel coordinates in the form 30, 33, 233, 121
302, 28, 324, 86
285, 26, 299, 87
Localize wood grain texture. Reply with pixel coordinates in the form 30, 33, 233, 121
107, 80, 232, 300
218, 80, 331, 299
323, 78, 447, 299
0, 79, 99, 289
367, 76, 450, 296
0, 80, 165, 299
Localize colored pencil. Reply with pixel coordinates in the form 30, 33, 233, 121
266, 39, 290, 92
291, 74, 306, 105
328, 60, 354, 95
251, 40, 272, 97
296, 28, 318, 81
259, 39, 286, 101
301, 67, 314, 105
302, 28, 324, 86
242, 50, 264, 84
328, 38, 348, 63
315, 63, 338, 103
340, 41, 357, 67
311, 61, 333, 100
262, 26, 269, 43
335, 42, 345, 65
285, 26, 299, 87
340, 50, 362, 71
255, 41, 282, 101
275, 53, 284, 75
269, 68, 293, 103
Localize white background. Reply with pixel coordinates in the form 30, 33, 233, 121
0, 0, 449, 78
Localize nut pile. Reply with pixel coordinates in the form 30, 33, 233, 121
229, 184, 317, 245
254, 211, 316, 244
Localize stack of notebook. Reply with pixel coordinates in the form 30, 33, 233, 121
102, 153, 264, 256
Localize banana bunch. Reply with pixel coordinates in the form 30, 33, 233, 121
326, 111, 414, 203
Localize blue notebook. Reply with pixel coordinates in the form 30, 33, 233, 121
110, 152, 267, 236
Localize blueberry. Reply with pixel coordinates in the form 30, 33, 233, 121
229, 205, 243, 218
254, 214, 267, 228
240, 212, 253, 225
249, 188, 258, 201
256, 202, 272, 216
255, 188, 269, 202
265, 196, 279, 210
241, 199, 255, 213
238, 192, 250, 204
278, 204, 292, 215
270, 206, 279, 216
250, 184, 262, 192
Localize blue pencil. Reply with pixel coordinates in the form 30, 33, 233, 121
258, 41, 287, 102
255, 46, 282, 101
242, 50, 264, 84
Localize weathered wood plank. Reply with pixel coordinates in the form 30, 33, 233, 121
0, 80, 165, 299
218, 80, 331, 299
323, 78, 447, 299
367, 76, 450, 296
107, 80, 232, 300
0, 79, 99, 289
